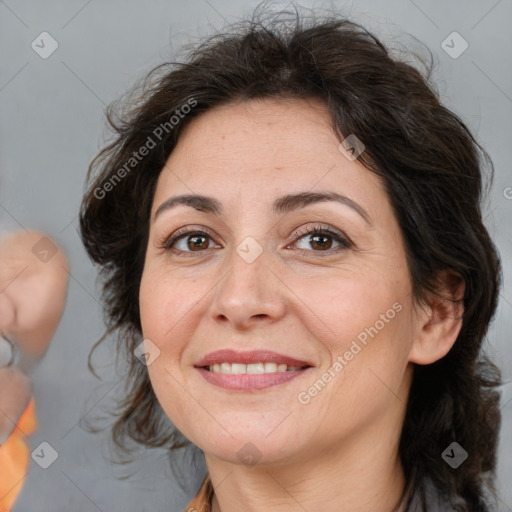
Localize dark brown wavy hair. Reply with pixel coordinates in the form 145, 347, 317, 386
79, 3, 503, 510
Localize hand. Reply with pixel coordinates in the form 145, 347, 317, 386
0, 230, 69, 368
0, 230, 68, 442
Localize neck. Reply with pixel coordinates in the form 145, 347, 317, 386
206, 418, 408, 512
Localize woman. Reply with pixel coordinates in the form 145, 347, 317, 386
79, 5, 502, 511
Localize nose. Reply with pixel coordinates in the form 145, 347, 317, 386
209, 243, 287, 331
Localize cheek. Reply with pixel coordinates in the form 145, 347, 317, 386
291, 269, 408, 350
139, 270, 200, 434
139, 266, 203, 349
293, 271, 413, 407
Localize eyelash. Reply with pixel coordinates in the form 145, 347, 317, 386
159, 224, 353, 258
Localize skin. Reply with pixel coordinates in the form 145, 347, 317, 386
0, 230, 68, 444
139, 97, 464, 512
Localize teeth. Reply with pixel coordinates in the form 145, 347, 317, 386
247, 363, 265, 374
208, 362, 304, 374
231, 363, 246, 374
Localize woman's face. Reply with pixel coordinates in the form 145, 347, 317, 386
139, 97, 422, 467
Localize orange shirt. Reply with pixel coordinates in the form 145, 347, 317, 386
0, 396, 38, 512
185, 474, 214, 512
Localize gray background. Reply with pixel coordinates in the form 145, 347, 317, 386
0, 0, 511, 510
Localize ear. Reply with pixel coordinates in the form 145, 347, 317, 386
409, 270, 465, 365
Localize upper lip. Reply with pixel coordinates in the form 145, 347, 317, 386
195, 349, 313, 368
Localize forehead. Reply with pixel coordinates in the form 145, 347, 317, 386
172, 96, 336, 162
152, 97, 386, 217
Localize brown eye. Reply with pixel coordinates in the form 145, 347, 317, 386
184, 234, 210, 251
162, 228, 220, 256
308, 233, 333, 251
291, 226, 352, 256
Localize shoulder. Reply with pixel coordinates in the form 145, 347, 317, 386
184, 473, 214, 512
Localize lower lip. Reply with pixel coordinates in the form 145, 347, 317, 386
195, 367, 311, 390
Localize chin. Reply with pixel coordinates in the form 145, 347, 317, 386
183, 414, 314, 467
201, 435, 300, 467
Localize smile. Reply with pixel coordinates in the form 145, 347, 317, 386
196, 366, 311, 390
207, 362, 305, 373
194, 349, 314, 390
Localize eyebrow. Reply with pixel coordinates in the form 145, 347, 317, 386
153, 191, 372, 226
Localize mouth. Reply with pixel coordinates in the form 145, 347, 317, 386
202, 362, 309, 373
194, 349, 313, 391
